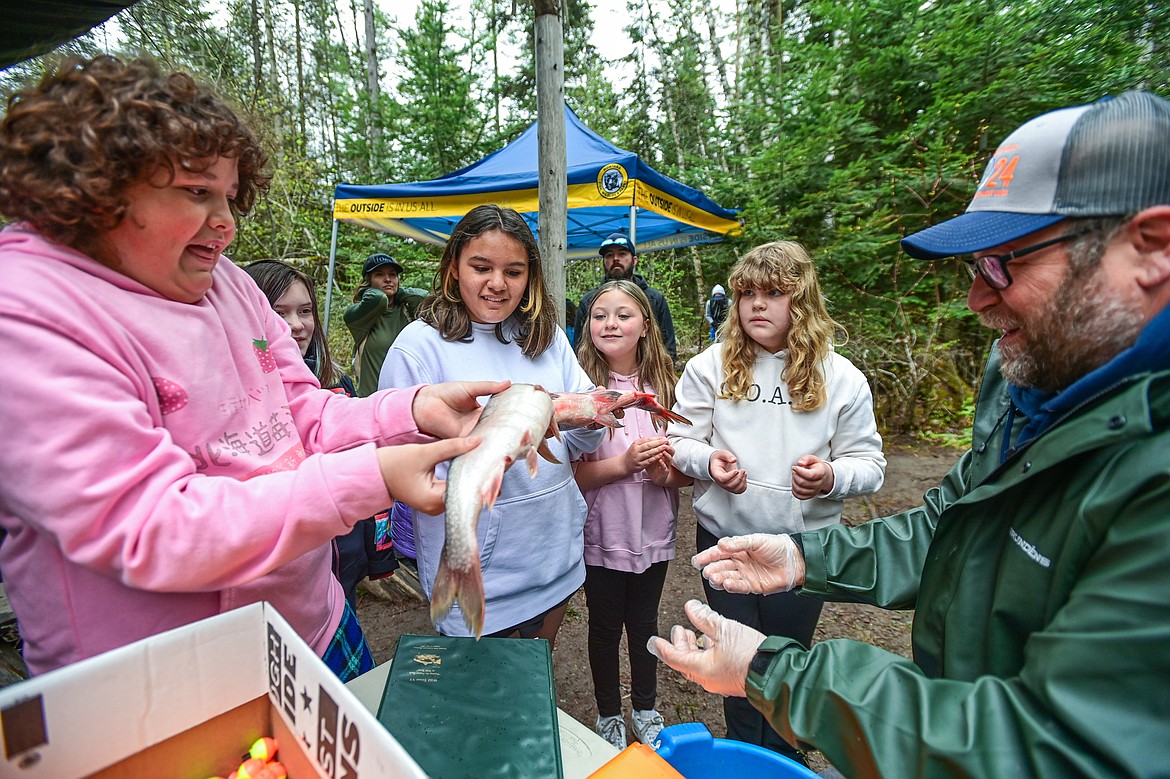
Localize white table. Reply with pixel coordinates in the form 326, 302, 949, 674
346, 661, 620, 778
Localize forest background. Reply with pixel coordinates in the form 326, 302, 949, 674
3, 0, 1167, 440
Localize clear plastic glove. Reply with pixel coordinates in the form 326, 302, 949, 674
647, 599, 766, 697
691, 533, 805, 595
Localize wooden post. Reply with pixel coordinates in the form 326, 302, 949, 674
534, 0, 567, 326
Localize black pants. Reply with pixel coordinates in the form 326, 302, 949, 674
697, 524, 822, 766
583, 561, 669, 716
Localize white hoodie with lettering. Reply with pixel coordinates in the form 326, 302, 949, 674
668, 342, 886, 539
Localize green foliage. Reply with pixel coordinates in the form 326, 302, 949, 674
5, 0, 1169, 439
395, 1, 491, 179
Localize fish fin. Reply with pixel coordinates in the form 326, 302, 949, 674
654, 408, 693, 426
525, 444, 540, 477
537, 439, 561, 465
430, 550, 486, 639
595, 412, 624, 429
479, 463, 506, 510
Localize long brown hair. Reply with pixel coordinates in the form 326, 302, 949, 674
243, 260, 344, 389
720, 241, 844, 411
576, 280, 677, 413
419, 204, 558, 358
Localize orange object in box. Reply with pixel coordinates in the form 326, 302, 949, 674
588, 743, 685, 778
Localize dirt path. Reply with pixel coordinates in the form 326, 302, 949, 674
356, 437, 960, 768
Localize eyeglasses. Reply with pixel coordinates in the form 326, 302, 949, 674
964, 231, 1086, 290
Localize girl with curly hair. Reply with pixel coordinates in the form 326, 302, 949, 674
0, 55, 499, 680
666, 240, 886, 764
378, 204, 605, 645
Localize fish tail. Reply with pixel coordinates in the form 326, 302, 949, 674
430, 549, 487, 638
650, 407, 692, 427
628, 393, 692, 428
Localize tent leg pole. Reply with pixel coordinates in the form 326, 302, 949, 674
629, 205, 636, 247
324, 218, 340, 338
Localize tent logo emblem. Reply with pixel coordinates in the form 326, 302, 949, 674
597, 164, 629, 199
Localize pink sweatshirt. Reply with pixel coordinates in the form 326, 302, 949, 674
0, 225, 428, 675
578, 373, 679, 573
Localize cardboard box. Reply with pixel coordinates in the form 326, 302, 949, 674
0, 602, 425, 779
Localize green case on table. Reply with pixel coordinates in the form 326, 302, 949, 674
376, 633, 563, 778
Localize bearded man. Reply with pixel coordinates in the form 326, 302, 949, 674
649, 90, 1170, 778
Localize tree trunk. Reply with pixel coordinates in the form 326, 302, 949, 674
250, 0, 263, 97
534, 0, 567, 324
263, 0, 283, 148
363, 0, 381, 166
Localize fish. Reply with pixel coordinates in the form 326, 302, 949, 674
549, 388, 692, 431
432, 385, 692, 637
431, 383, 561, 637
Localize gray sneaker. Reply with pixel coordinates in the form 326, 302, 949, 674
594, 714, 627, 750
631, 709, 665, 747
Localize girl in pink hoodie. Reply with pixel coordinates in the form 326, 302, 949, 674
0, 55, 498, 679
573, 280, 692, 749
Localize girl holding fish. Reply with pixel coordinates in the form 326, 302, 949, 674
378, 205, 605, 644
666, 241, 886, 765
573, 280, 692, 750
0, 55, 500, 682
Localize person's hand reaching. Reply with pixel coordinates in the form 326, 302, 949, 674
692, 533, 805, 595
411, 380, 510, 439
376, 437, 480, 514
647, 599, 766, 697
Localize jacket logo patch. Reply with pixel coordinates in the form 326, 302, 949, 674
1009, 527, 1051, 568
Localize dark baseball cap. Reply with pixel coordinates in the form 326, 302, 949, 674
362, 253, 404, 275
901, 90, 1170, 260
598, 232, 636, 257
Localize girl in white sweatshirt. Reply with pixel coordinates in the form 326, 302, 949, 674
666, 241, 886, 764
379, 205, 603, 644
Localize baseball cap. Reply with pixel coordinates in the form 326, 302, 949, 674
901, 90, 1170, 260
362, 253, 404, 276
598, 232, 636, 257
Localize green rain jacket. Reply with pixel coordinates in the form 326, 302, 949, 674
344, 286, 426, 397
749, 347, 1170, 778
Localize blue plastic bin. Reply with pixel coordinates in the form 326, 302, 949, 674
655, 723, 820, 778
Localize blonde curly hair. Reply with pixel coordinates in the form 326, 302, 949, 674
719, 241, 844, 411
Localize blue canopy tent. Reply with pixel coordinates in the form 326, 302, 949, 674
324, 104, 741, 320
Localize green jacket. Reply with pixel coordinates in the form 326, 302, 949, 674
749, 347, 1170, 777
343, 286, 426, 397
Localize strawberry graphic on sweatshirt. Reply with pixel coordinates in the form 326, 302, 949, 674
152, 377, 189, 415
252, 339, 277, 373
